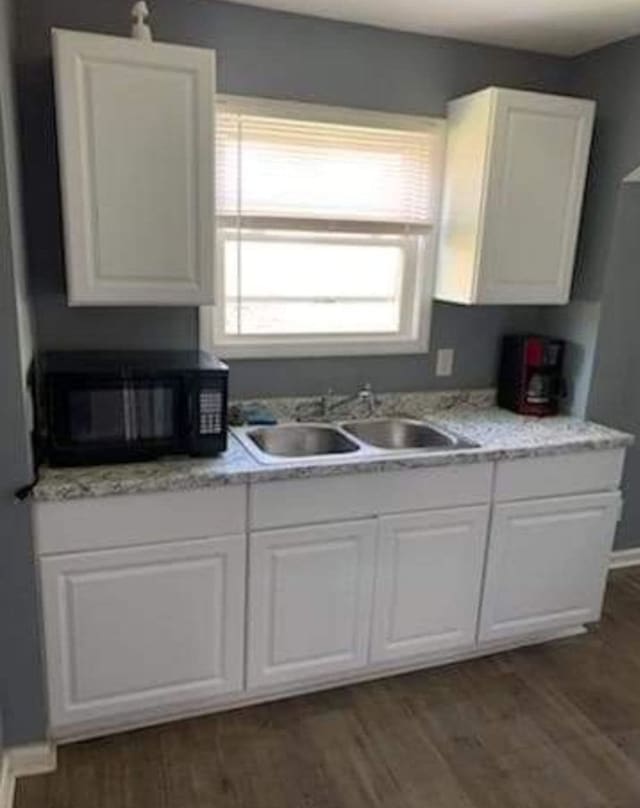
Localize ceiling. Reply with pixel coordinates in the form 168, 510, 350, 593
222, 0, 640, 56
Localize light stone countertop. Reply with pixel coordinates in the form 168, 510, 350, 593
33, 390, 634, 503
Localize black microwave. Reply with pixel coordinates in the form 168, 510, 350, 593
35, 350, 228, 467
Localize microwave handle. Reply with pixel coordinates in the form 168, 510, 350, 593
187, 381, 199, 437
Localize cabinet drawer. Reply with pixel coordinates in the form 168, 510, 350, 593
375, 463, 492, 515
250, 463, 492, 529
35, 487, 247, 554
494, 449, 625, 502
250, 474, 378, 530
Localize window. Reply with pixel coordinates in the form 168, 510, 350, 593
201, 96, 444, 358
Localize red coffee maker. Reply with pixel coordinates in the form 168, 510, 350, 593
497, 335, 566, 416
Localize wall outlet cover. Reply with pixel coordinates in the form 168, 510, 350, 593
436, 348, 454, 377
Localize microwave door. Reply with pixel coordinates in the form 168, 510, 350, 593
57, 378, 184, 462
67, 386, 130, 444
123, 384, 135, 442
131, 384, 177, 441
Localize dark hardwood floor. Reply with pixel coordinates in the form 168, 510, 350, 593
16, 567, 640, 808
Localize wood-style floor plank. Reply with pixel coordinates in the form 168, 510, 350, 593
15, 567, 640, 808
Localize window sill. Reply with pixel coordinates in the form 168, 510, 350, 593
200, 334, 430, 359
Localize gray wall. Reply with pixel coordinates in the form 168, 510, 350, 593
0, 0, 47, 745
13, 0, 574, 397
0, 0, 574, 748
542, 35, 640, 421
588, 185, 640, 549
569, 37, 640, 303
538, 301, 601, 417
3, 0, 640, 749
579, 36, 640, 550
555, 36, 640, 549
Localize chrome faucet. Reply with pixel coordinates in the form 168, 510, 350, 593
351, 382, 379, 418
295, 382, 379, 421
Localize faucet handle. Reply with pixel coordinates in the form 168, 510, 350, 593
319, 388, 333, 419
358, 382, 379, 416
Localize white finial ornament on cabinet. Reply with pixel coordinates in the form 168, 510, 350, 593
131, 1, 152, 41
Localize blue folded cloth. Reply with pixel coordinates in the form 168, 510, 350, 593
234, 404, 278, 426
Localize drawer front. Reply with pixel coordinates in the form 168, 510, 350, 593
376, 463, 492, 515
494, 449, 625, 502
250, 463, 492, 529
35, 486, 247, 554
250, 474, 378, 530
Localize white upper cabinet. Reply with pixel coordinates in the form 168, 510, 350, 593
435, 87, 595, 305
52, 29, 216, 305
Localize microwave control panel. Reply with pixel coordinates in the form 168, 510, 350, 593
198, 389, 223, 435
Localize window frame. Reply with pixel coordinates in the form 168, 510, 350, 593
200, 95, 446, 359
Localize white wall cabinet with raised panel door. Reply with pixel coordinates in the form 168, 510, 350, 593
52, 29, 216, 305
40, 534, 245, 733
247, 519, 377, 690
479, 492, 620, 643
370, 505, 489, 664
436, 87, 595, 305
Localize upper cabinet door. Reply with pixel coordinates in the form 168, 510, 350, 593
436, 87, 595, 305
53, 29, 216, 306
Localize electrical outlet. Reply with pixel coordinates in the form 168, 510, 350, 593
436, 348, 454, 377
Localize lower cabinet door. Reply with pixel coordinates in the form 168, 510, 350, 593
370, 506, 490, 664
479, 492, 621, 643
247, 519, 377, 689
40, 534, 246, 733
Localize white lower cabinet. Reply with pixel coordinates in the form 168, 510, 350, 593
41, 534, 246, 731
35, 450, 627, 740
370, 506, 490, 664
247, 519, 377, 689
479, 492, 621, 642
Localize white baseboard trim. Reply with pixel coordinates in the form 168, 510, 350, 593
610, 547, 640, 569
7, 742, 56, 779
0, 754, 15, 808
0, 740, 58, 808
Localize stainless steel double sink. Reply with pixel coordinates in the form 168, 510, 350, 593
233, 418, 478, 465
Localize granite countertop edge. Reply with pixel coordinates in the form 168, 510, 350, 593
33, 410, 634, 504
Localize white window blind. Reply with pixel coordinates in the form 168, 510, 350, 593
216, 110, 438, 231
204, 97, 442, 358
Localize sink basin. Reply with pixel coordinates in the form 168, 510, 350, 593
341, 418, 477, 451
232, 418, 477, 465
243, 424, 360, 459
